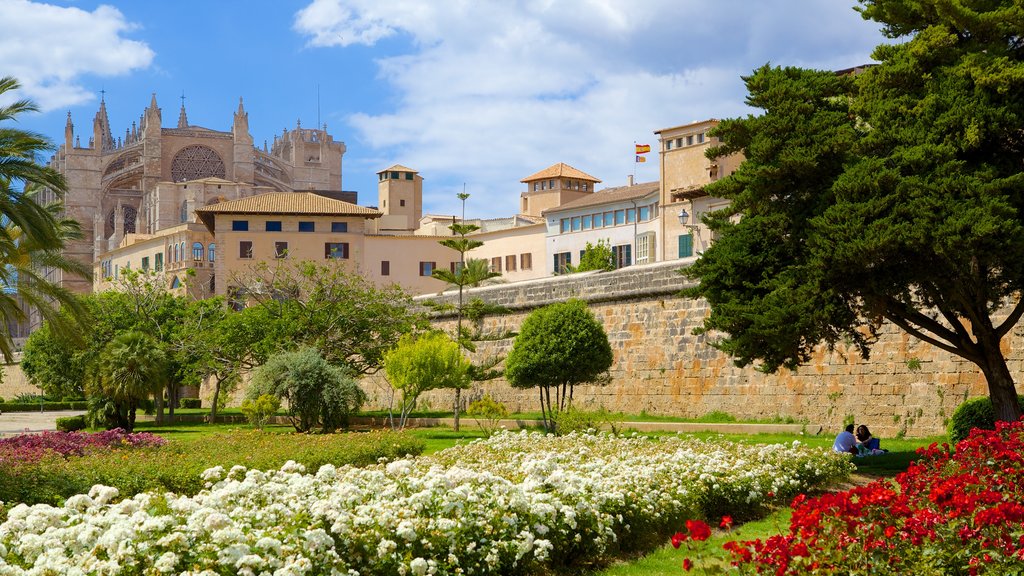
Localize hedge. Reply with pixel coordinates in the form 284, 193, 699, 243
948, 395, 1024, 444
55, 415, 87, 432
179, 398, 201, 409
0, 401, 87, 412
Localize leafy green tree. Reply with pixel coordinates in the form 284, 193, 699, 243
569, 239, 614, 272
383, 331, 472, 428
0, 76, 89, 357
505, 299, 613, 433
21, 321, 87, 399
234, 260, 425, 375
248, 347, 366, 433
687, 0, 1024, 422
93, 331, 168, 432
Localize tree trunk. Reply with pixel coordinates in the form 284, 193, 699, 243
976, 345, 1023, 423
155, 394, 164, 426
128, 403, 137, 433
544, 385, 554, 434
538, 386, 547, 433
454, 388, 462, 432
207, 376, 222, 424
167, 383, 176, 418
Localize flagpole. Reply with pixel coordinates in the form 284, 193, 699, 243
633, 140, 637, 183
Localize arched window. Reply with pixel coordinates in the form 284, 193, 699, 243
166, 247, 171, 265
180, 200, 189, 223
170, 276, 181, 289
192, 242, 204, 261
180, 242, 186, 262
173, 243, 179, 263
208, 243, 216, 262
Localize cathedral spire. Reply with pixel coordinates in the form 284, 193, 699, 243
144, 92, 162, 133
232, 96, 249, 136
177, 102, 188, 128
93, 94, 112, 150
64, 111, 74, 148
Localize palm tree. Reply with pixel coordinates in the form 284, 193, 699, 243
99, 331, 167, 431
0, 76, 89, 358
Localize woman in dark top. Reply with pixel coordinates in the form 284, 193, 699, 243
856, 424, 880, 451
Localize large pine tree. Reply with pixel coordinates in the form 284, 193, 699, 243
687, 0, 1024, 422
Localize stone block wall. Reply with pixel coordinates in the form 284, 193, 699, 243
362, 260, 1021, 437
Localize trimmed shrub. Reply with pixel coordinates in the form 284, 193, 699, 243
241, 394, 281, 429
55, 415, 87, 432
466, 395, 509, 434
553, 406, 625, 435
180, 398, 201, 409
948, 395, 1024, 444
249, 348, 366, 433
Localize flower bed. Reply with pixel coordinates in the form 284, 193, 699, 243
0, 429, 165, 466
724, 420, 1024, 575
0, 431, 850, 575
0, 430, 425, 508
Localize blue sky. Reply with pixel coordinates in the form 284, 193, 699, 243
1, 0, 889, 218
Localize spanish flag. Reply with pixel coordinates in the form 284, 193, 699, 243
635, 144, 651, 154
635, 155, 646, 163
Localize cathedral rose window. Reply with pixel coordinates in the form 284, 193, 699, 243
171, 145, 226, 182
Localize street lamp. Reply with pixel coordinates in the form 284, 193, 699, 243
677, 209, 689, 225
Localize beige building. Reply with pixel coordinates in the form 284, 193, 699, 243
519, 162, 601, 217
193, 192, 381, 297
655, 119, 742, 260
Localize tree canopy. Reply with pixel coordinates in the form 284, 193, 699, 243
505, 299, 612, 432
383, 331, 471, 428
686, 0, 1024, 422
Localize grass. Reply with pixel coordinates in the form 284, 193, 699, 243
597, 508, 793, 575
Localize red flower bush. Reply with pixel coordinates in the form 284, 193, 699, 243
724, 419, 1024, 575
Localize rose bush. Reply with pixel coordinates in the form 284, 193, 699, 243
0, 431, 850, 575
723, 419, 1024, 575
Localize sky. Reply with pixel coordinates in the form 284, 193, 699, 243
1, 0, 890, 219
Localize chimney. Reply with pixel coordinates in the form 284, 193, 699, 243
627, 175, 634, 187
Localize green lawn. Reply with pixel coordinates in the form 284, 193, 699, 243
597, 508, 793, 576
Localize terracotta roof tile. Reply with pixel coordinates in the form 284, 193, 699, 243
520, 162, 600, 183
378, 164, 417, 173
542, 181, 659, 215
195, 191, 381, 231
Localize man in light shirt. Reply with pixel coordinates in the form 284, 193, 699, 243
832, 424, 857, 454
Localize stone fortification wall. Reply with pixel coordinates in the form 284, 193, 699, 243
362, 260, 1021, 437
0, 362, 39, 400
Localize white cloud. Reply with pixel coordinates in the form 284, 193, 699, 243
0, 1, 154, 111
296, 0, 887, 217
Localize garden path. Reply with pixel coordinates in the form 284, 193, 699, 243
0, 410, 84, 435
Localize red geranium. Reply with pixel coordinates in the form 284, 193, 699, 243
686, 519, 712, 542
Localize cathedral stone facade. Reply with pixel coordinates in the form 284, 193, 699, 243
46, 94, 347, 294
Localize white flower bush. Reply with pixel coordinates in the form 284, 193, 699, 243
0, 431, 851, 575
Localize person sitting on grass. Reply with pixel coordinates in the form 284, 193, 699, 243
832, 423, 857, 455
856, 424, 885, 455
